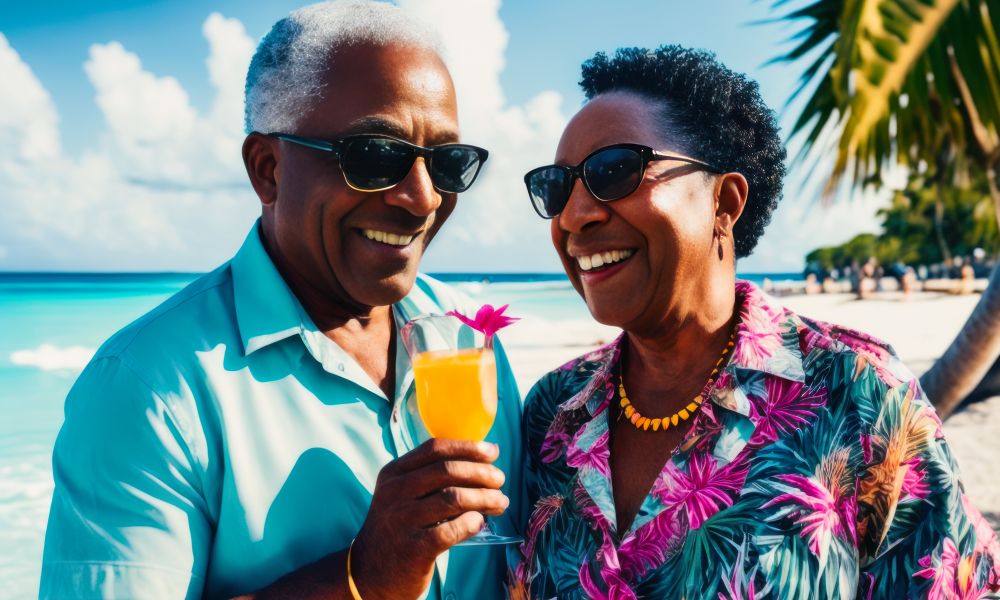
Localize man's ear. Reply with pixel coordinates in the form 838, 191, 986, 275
243, 133, 279, 207
714, 171, 749, 234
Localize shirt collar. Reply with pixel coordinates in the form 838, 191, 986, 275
231, 222, 305, 356
230, 222, 448, 401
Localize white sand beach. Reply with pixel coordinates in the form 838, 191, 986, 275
499, 290, 1000, 530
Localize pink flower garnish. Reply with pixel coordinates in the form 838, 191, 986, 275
446, 304, 519, 345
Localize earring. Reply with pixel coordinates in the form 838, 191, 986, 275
717, 229, 726, 261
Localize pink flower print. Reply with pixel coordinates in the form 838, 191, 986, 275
860, 432, 875, 465
579, 557, 637, 600
762, 474, 854, 560
566, 429, 611, 478
718, 537, 761, 600
923, 405, 946, 440
515, 495, 564, 583
802, 326, 837, 354
901, 456, 930, 501
578, 533, 637, 600
914, 538, 962, 600
617, 513, 683, 580
833, 327, 904, 387
713, 370, 734, 392
539, 430, 570, 465
962, 495, 1000, 583
733, 306, 785, 370
748, 378, 826, 444
573, 478, 612, 533
653, 453, 749, 529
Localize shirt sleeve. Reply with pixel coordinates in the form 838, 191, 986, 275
854, 367, 1000, 599
40, 355, 213, 600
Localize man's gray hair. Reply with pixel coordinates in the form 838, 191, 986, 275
244, 0, 443, 134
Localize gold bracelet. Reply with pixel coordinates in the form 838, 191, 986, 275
347, 538, 364, 600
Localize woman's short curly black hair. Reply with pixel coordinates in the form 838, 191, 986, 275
580, 45, 786, 258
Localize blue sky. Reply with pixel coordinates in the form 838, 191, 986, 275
0, 0, 884, 272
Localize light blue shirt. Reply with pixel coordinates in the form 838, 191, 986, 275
40, 224, 524, 600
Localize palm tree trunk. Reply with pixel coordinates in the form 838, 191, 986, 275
920, 262, 1000, 418
933, 190, 952, 266
921, 57, 1000, 419
920, 170, 1000, 418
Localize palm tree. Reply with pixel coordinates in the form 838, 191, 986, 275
772, 0, 1000, 418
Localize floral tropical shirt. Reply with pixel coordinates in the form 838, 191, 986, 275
510, 281, 1000, 600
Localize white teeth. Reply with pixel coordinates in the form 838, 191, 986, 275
362, 229, 414, 247
576, 249, 634, 271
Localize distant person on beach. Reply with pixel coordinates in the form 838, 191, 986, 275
514, 45, 1000, 598
858, 256, 878, 299
957, 256, 976, 295
39, 2, 523, 599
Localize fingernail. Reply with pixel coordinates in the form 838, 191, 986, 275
502, 494, 510, 507
479, 441, 498, 454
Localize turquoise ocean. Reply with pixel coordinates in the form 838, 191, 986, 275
0, 271, 797, 598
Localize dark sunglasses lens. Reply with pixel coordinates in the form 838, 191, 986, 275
527, 167, 573, 218
340, 138, 414, 190
583, 147, 643, 201
431, 146, 483, 192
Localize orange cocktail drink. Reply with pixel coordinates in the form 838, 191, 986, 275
412, 348, 497, 441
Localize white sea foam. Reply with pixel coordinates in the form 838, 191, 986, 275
9, 344, 95, 371
0, 454, 53, 600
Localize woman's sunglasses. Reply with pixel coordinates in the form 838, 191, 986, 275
268, 132, 489, 194
523, 143, 721, 219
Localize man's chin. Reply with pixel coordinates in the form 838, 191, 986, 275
352, 270, 419, 308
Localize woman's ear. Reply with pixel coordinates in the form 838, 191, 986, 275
714, 171, 749, 234
243, 133, 280, 207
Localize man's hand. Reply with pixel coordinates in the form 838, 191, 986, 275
350, 438, 509, 600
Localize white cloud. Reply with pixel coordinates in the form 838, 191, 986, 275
0, 34, 60, 161
0, 15, 259, 271
10, 344, 95, 372
85, 41, 197, 150
0, 6, 880, 274
398, 0, 569, 270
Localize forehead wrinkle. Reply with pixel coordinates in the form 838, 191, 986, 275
338, 116, 460, 145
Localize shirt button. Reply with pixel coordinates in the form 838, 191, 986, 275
337, 363, 345, 372
444, 593, 457, 600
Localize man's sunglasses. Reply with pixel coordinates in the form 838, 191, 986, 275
523, 143, 721, 219
268, 133, 489, 194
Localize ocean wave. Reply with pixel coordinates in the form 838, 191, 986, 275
9, 344, 95, 371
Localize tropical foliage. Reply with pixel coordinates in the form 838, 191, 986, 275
806, 171, 1000, 271
773, 0, 1000, 418
774, 0, 1000, 197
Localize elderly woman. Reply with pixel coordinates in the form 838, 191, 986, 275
511, 46, 1000, 599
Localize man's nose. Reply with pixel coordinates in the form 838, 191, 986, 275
384, 157, 441, 216
557, 179, 610, 233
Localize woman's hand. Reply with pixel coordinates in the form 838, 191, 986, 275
350, 438, 509, 600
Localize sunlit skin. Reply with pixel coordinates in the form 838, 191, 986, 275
550, 91, 749, 531
243, 42, 459, 399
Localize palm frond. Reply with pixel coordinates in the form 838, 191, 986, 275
771, 0, 1000, 200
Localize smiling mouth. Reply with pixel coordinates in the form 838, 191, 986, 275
361, 228, 417, 247
575, 249, 635, 272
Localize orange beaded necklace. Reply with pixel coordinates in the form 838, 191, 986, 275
616, 325, 737, 432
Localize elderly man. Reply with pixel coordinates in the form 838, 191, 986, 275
39, 2, 522, 599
